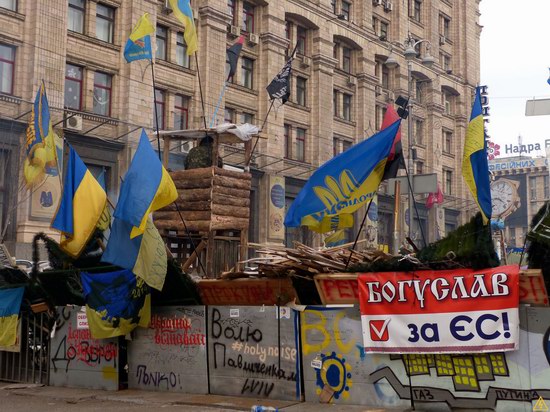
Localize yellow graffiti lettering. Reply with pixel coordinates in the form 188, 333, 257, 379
333, 311, 356, 354
301, 310, 330, 355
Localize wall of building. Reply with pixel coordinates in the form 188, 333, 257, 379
0, 0, 482, 257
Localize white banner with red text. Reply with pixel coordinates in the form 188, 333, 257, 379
358, 265, 520, 354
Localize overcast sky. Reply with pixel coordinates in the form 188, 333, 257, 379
479, 0, 550, 158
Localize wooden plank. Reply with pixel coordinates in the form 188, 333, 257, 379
198, 278, 298, 305
182, 240, 207, 271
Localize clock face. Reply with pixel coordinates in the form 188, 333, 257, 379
491, 180, 515, 216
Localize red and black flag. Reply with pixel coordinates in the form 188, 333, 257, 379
266, 50, 295, 104
381, 103, 404, 180
226, 35, 245, 81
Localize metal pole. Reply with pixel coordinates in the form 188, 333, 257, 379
407, 60, 414, 240
392, 180, 401, 254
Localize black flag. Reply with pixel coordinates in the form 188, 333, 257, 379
226, 35, 244, 81
266, 53, 294, 104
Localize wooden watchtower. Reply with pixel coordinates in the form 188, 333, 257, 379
154, 127, 256, 278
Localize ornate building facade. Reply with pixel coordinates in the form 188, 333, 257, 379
0, 0, 482, 257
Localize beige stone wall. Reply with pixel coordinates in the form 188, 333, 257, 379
0, 0, 481, 251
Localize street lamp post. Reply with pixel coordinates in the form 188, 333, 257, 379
385, 34, 435, 241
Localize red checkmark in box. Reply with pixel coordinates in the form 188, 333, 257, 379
369, 319, 390, 341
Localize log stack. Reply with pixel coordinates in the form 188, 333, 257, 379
154, 166, 251, 232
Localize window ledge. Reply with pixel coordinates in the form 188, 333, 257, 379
0, 93, 21, 104
416, 143, 426, 149
334, 117, 356, 126
65, 109, 119, 125
0, 7, 24, 21
156, 59, 194, 75
68, 31, 121, 52
286, 101, 311, 112
442, 151, 455, 159
227, 82, 259, 96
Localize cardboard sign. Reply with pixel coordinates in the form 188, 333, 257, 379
198, 279, 298, 306
519, 269, 549, 306
358, 265, 520, 354
314, 274, 359, 304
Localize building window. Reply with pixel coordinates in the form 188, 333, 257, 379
380, 21, 389, 40
224, 107, 234, 123
64, 64, 83, 110
375, 105, 386, 130
241, 112, 254, 124
331, 0, 336, 13
415, 79, 425, 103
285, 21, 291, 41
442, 91, 453, 114
416, 160, 424, 174
296, 76, 306, 106
296, 127, 306, 162
174, 94, 189, 129
154, 88, 165, 130
176, 32, 190, 68
0, 44, 15, 95
241, 57, 254, 89
440, 14, 451, 39
227, 0, 235, 25
96, 4, 115, 43
443, 130, 452, 153
284, 124, 291, 158
413, 119, 424, 145
412, 0, 421, 23
68, 0, 85, 33
297, 26, 307, 55
343, 93, 352, 121
333, 90, 339, 117
156, 25, 168, 61
342, 46, 351, 73
440, 52, 451, 71
333, 137, 339, 156
0, 151, 8, 232
93, 72, 112, 116
242, 1, 254, 33
0, 0, 16, 12
381, 64, 389, 88
342, 140, 352, 152
444, 169, 452, 195
531, 178, 539, 200
341, 1, 350, 20
545, 175, 549, 199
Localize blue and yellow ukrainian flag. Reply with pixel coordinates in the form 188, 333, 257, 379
123, 13, 155, 63
24, 83, 59, 186
81, 269, 150, 339
462, 87, 492, 224
51, 146, 107, 258
284, 121, 401, 233
0, 287, 25, 347
324, 229, 346, 248
114, 129, 177, 238
168, 0, 198, 55
101, 217, 167, 291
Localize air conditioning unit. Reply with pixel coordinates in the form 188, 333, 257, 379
347, 75, 356, 87
373, 0, 383, 6
162, 0, 173, 14
229, 25, 240, 36
439, 34, 446, 45
248, 32, 259, 45
300, 55, 311, 68
384, 2, 393, 12
65, 114, 83, 131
